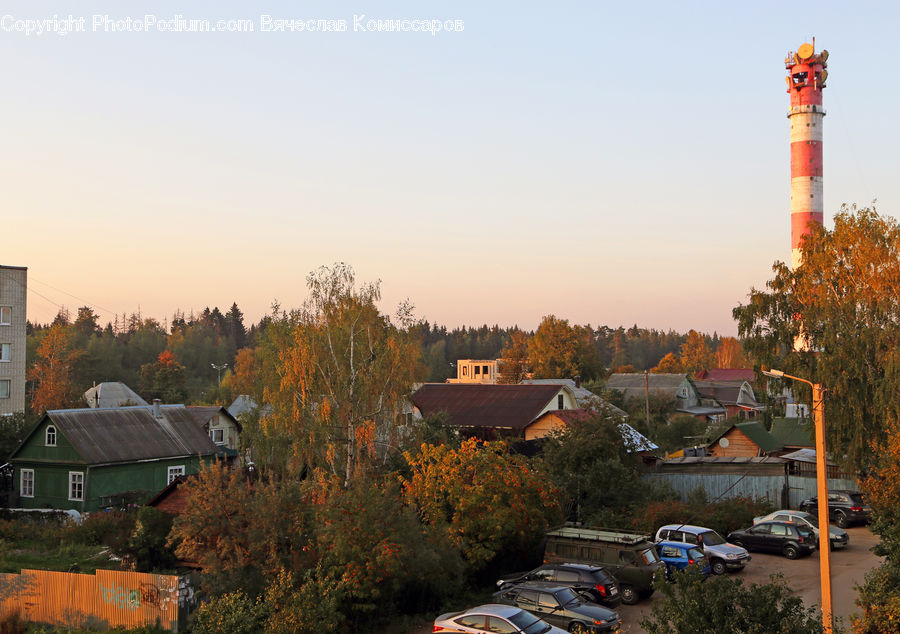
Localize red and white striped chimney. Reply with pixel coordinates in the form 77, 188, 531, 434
786, 41, 828, 269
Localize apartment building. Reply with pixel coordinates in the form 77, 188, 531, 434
0, 266, 27, 415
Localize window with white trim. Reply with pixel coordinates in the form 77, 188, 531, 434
69, 472, 84, 501
210, 428, 225, 445
0, 380, 9, 399
45, 425, 57, 446
168, 465, 185, 484
0, 306, 10, 325
0, 343, 9, 362
20, 469, 34, 497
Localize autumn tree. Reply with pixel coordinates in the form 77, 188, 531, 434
139, 350, 188, 403
855, 420, 900, 632
652, 352, 682, 374
262, 263, 422, 485
170, 460, 311, 595
497, 329, 530, 383
527, 315, 599, 381
27, 323, 83, 414
401, 439, 561, 568
715, 336, 749, 369
679, 329, 713, 375
734, 205, 900, 470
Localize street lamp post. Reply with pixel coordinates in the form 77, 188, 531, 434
211, 363, 228, 386
763, 368, 832, 633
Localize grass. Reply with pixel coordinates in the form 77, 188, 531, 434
0, 540, 124, 574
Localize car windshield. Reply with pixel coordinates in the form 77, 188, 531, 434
555, 588, 580, 605
509, 610, 551, 634
700, 531, 726, 546
797, 526, 814, 538
640, 548, 660, 564
849, 493, 865, 505
688, 547, 705, 560
802, 515, 819, 528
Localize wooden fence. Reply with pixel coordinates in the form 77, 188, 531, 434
0, 569, 198, 632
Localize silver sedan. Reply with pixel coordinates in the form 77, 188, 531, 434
433, 603, 568, 634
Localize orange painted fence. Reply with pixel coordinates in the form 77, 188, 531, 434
0, 569, 199, 632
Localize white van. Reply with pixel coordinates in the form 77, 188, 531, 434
655, 524, 750, 575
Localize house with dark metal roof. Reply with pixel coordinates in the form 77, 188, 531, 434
769, 417, 814, 454
694, 368, 756, 382
705, 421, 783, 458
9, 402, 227, 512
605, 373, 727, 422
410, 383, 578, 438
693, 380, 764, 420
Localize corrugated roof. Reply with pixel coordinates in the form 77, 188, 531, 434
521, 379, 628, 417
605, 373, 690, 400
770, 417, 814, 447
43, 406, 219, 464
411, 383, 564, 430
83, 382, 148, 408
735, 422, 783, 453
696, 369, 756, 382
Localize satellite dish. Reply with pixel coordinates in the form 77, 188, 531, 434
797, 43, 814, 60
719, 437, 730, 448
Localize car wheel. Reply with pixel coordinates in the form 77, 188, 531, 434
784, 544, 799, 560
569, 623, 589, 634
836, 512, 849, 529
620, 584, 638, 605
711, 559, 727, 575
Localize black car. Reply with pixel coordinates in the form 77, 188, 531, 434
496, 563, 621, 608
799, 490, 873, 528
727, 521, 816, 559
492, 584, 620, 633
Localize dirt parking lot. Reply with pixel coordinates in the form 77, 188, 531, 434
408, 525, 882, 634
614, 525, 883, 633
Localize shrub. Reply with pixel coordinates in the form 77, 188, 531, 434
190, 591, 268, 634
73, 511, 135, 548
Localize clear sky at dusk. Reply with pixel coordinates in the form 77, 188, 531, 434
3, 1, 897, 335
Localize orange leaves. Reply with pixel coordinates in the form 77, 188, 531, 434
28, 323, 83, 414
401, 439, 561, 567
156, 350, 179, 367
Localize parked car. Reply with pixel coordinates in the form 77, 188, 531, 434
656, 540, 712, 580
654, 524, 750, 575
492, 584, 620, 633
753, 510, 849, 549
726, 521, 816, 559
433, 604, 568, 634
798, 490, 873, 528
544, 526, 664, 605
497, 563, 621, 608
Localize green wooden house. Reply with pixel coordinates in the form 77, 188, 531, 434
10, 402, 226, 512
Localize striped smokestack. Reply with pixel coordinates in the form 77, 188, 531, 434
786, 40, 828, 269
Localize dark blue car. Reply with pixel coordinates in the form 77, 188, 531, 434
656, 541, 711, 580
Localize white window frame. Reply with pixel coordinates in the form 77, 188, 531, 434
45, 425, 57, 446
69, 471, 84, 501
0, 379, 9, 399
0, 306, 10, 325
168, 465, 185, 484
0, 343, 9, 362
210, 428, 225, 445
20, 469, 34, 498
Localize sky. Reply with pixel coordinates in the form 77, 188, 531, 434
3, 1, 898, 336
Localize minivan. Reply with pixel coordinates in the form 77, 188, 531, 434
543, 526, 665, 605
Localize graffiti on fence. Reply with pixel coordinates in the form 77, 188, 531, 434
98, 582, 142, 611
